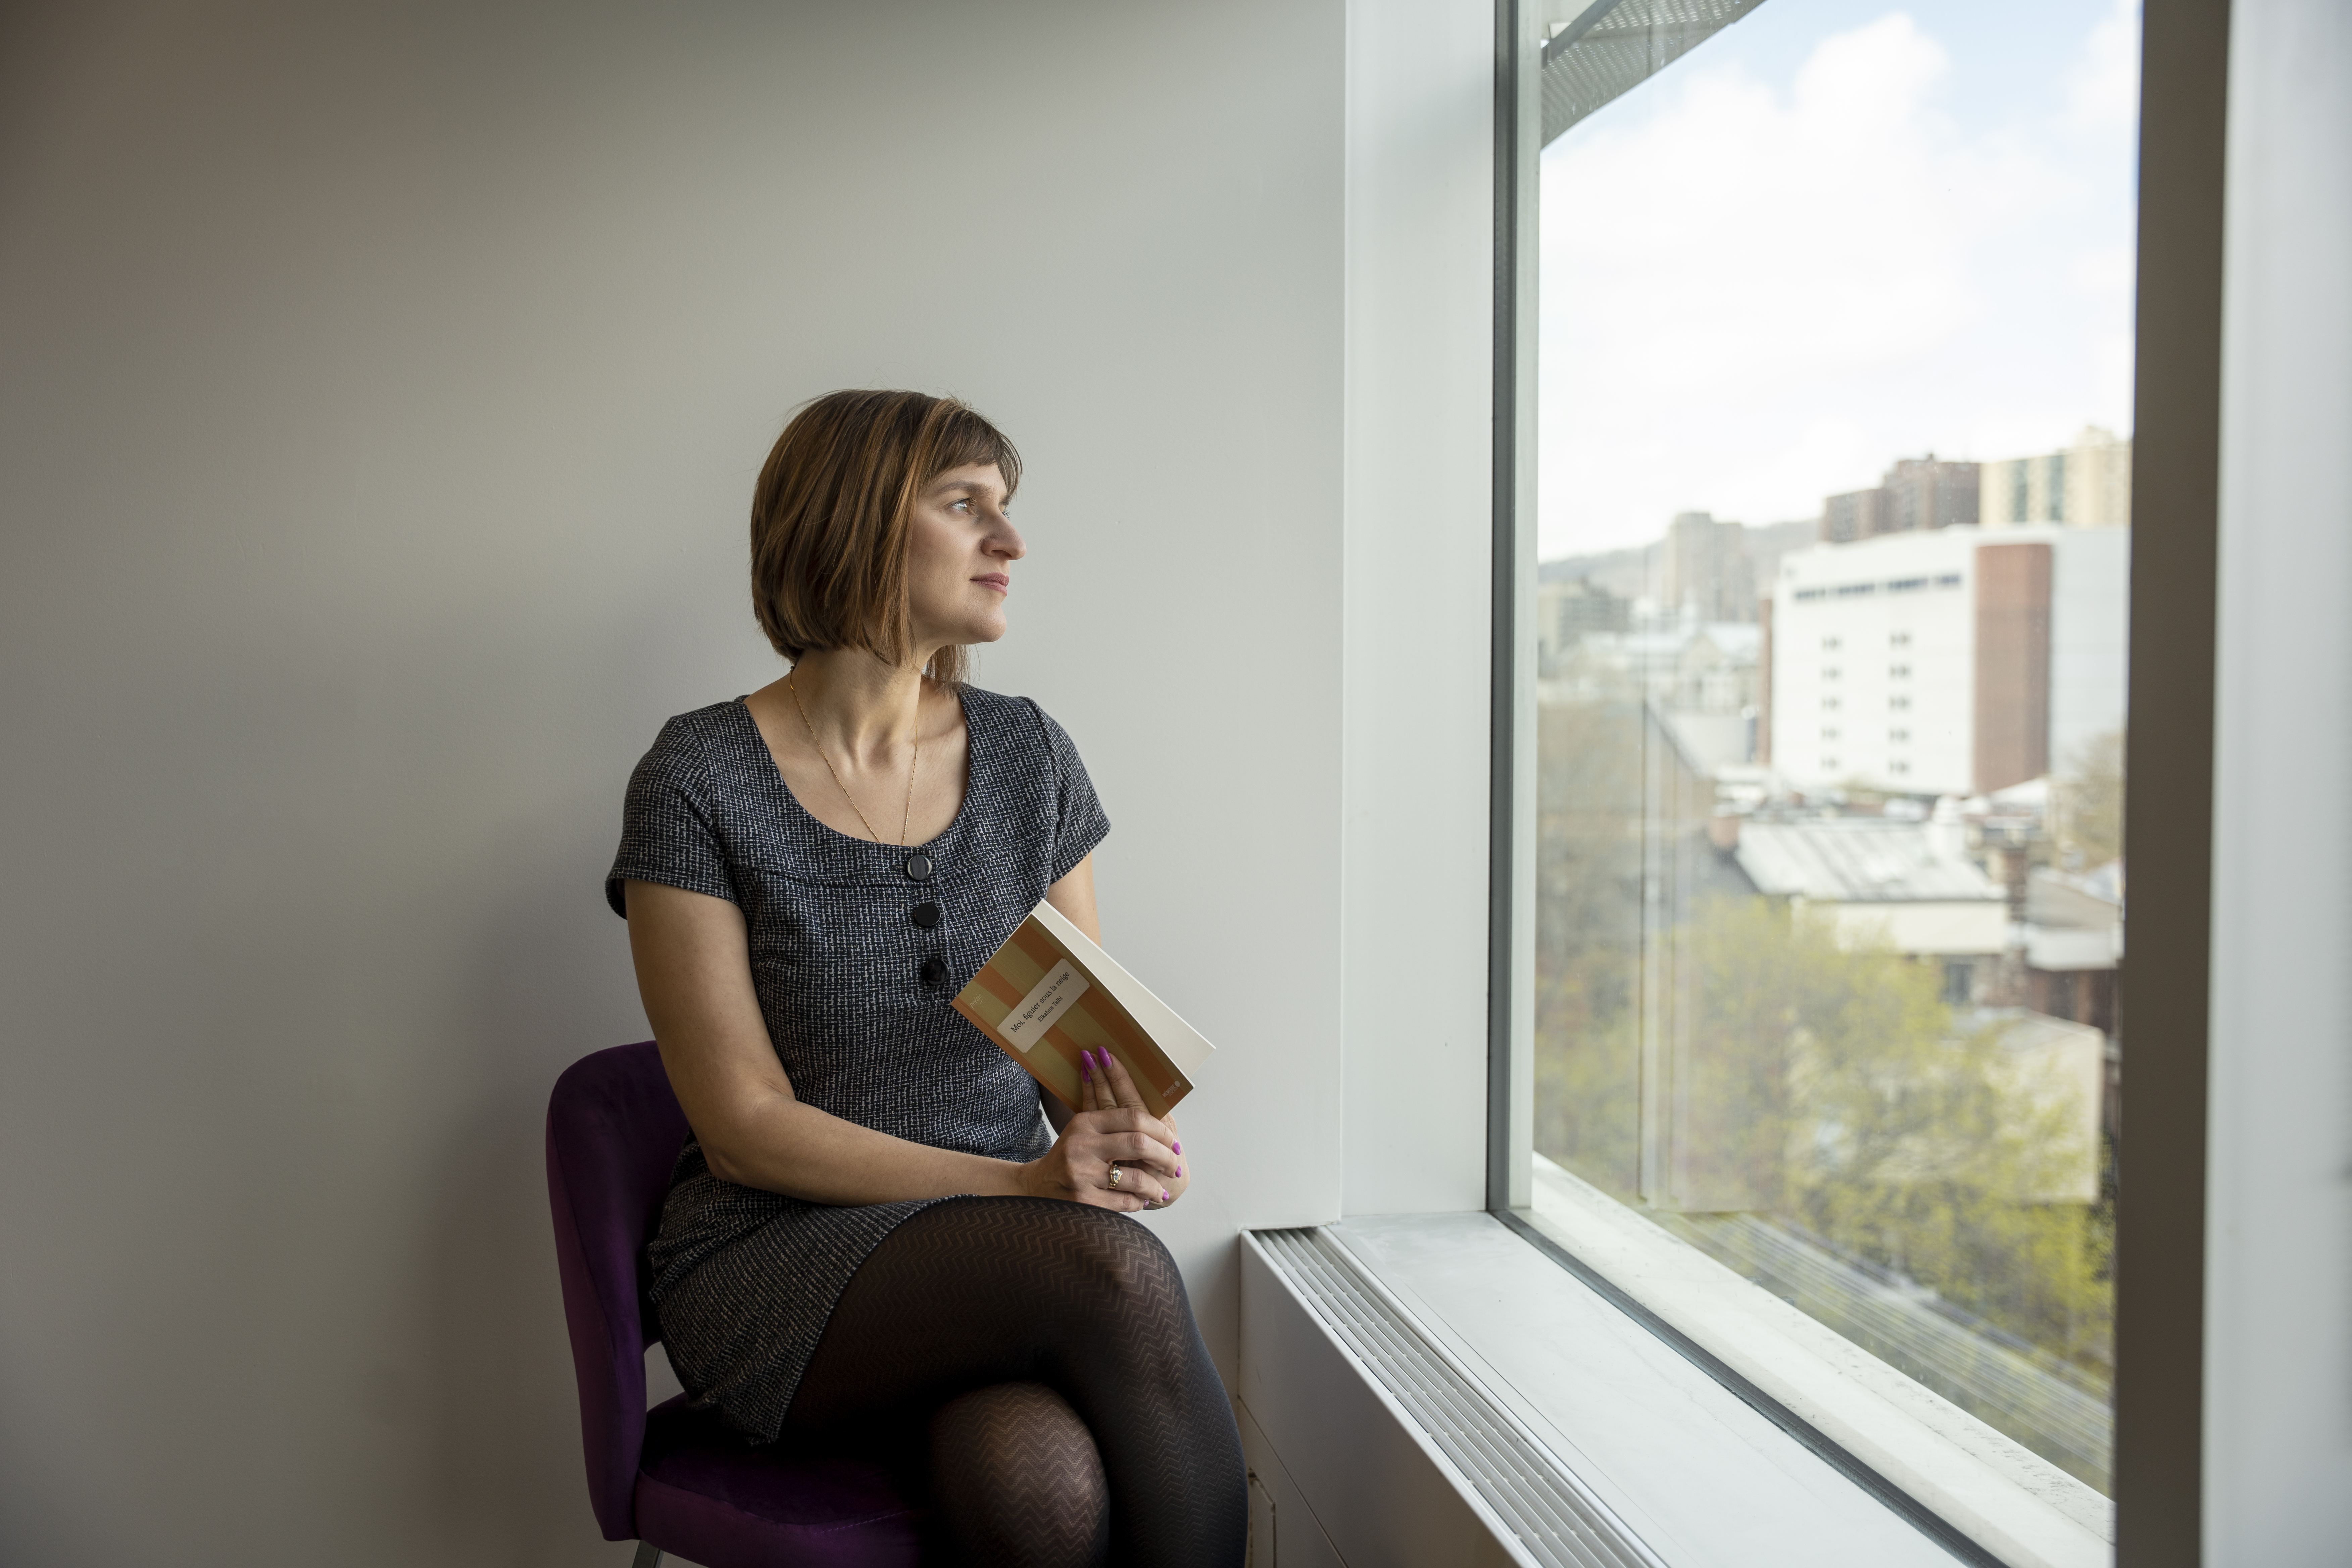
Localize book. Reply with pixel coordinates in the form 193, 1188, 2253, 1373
950, 899, 1214, 1118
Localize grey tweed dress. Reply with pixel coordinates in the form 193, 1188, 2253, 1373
604, 686, 1109, 1441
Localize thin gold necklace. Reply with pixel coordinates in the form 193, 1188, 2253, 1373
788, 672, 920, 845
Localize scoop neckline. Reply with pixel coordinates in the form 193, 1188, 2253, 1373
733, 685, 980, 858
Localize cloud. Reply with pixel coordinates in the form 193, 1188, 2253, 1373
1536, 10, 2129, 557
2068, 0, 2142, 134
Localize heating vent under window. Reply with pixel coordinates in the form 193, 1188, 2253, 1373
1252, 1228, 1666, 1568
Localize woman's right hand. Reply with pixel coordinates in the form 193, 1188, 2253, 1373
1016, 1049, 1182, 1212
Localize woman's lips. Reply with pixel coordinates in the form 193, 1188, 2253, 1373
973, 573, 1010, 593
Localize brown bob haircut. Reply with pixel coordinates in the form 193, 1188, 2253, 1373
750, 389, 1022, 688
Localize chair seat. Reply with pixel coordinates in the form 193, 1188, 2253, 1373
633, 1396, 927, 1567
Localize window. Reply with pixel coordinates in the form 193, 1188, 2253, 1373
1521, 0, 2134, 1525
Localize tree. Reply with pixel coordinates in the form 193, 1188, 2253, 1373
1532, 700, 1646, 1194
1536, 881, 2113, 1371
2054, 729, 2125, 870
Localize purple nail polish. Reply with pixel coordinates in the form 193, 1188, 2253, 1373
1160, 1189, 1172, 1202
1172, 1141, 1182, 1155
1177, 1166, 1185, 1177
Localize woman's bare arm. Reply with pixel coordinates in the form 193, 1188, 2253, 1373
626, 879, 1032, 1203
1043, 853, 1099, 942
625, 853, 1178, 1207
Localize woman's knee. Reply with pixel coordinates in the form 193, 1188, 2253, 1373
928, 1382, 1108, 1566
1037, 1203, 1186, 1315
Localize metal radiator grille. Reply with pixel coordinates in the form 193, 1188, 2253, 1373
1252, 1228, 1667, 1568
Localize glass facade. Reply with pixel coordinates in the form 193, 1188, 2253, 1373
1526, 0, 2136, 1497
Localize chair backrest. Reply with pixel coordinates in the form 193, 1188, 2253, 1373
546, 1040, 691, 1542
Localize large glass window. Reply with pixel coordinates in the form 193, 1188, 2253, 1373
1524, 0, 2137, 1500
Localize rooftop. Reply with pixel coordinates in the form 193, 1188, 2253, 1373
1736, 818, 2005, 904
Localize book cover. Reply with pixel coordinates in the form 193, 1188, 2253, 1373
950, 899, 1214, 1118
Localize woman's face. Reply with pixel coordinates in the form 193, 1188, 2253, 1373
906, 462, 1025, 653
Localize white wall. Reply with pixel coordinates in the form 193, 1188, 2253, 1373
0, 2, 1455, 1561
1338, 0, 1496, 1217
2046, 527, 2130, 771
2205, 0, 2352, 1558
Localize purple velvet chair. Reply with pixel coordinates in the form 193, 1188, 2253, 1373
546, 1040, 927, 1567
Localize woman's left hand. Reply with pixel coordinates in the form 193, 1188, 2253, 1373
1076, 1048, 1189, 1210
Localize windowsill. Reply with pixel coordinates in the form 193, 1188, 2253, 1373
1503, 1157, 2113, 1568
1297, 1215, 1964, 1566
1244, 1199, 2110, 1567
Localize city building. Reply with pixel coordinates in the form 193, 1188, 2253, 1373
1533, 576, 1631, 673
1763, 525, 2129, 795
1541, 607, 1762, 768
1732, 814, 2010, 1001
1821, 455, 1983, 544
1662, 510, 1758, 623
1981, 426, 2133, 527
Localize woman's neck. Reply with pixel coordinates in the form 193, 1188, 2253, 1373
785, 647, 936, 764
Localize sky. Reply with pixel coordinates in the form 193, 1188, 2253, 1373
1536, 0, 2142, 559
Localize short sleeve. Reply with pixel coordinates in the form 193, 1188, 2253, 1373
605, 717, 739, 918
1028, 700, 1111, 884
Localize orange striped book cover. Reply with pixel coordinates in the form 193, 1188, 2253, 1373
950, 899, 1214, 1118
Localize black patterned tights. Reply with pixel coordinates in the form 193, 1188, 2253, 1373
783, 1196, 1246, 1567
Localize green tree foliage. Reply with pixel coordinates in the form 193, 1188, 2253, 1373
1533, 701, 1645, 1195
1533, 698, 2112, 1373
2055, 728, 2125, 869
1686, 898, 2112, 1370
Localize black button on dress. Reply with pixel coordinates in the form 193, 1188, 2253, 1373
604, 686, 1110, 1440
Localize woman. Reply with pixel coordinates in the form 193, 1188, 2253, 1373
606, 389, 1246, 1566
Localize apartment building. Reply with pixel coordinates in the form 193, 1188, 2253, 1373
1982, 425, 2134, 527
1767, 525, 2128, 795
1820, 455, 1983, 544
1661, 509, 1757, 622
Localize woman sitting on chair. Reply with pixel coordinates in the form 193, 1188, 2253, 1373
607, 389, 1246, 1567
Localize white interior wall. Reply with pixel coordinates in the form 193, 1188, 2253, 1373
0, 2, 1385, 1561
2205, 0, 2352, 1559
1338, 0, 1496, 1218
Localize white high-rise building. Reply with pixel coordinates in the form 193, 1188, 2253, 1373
1764, 526, 2128, 795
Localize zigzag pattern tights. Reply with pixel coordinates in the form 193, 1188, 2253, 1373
783, 1196, 1246, 1567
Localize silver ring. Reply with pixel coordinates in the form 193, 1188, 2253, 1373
1108, 1163, 1124, 1188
